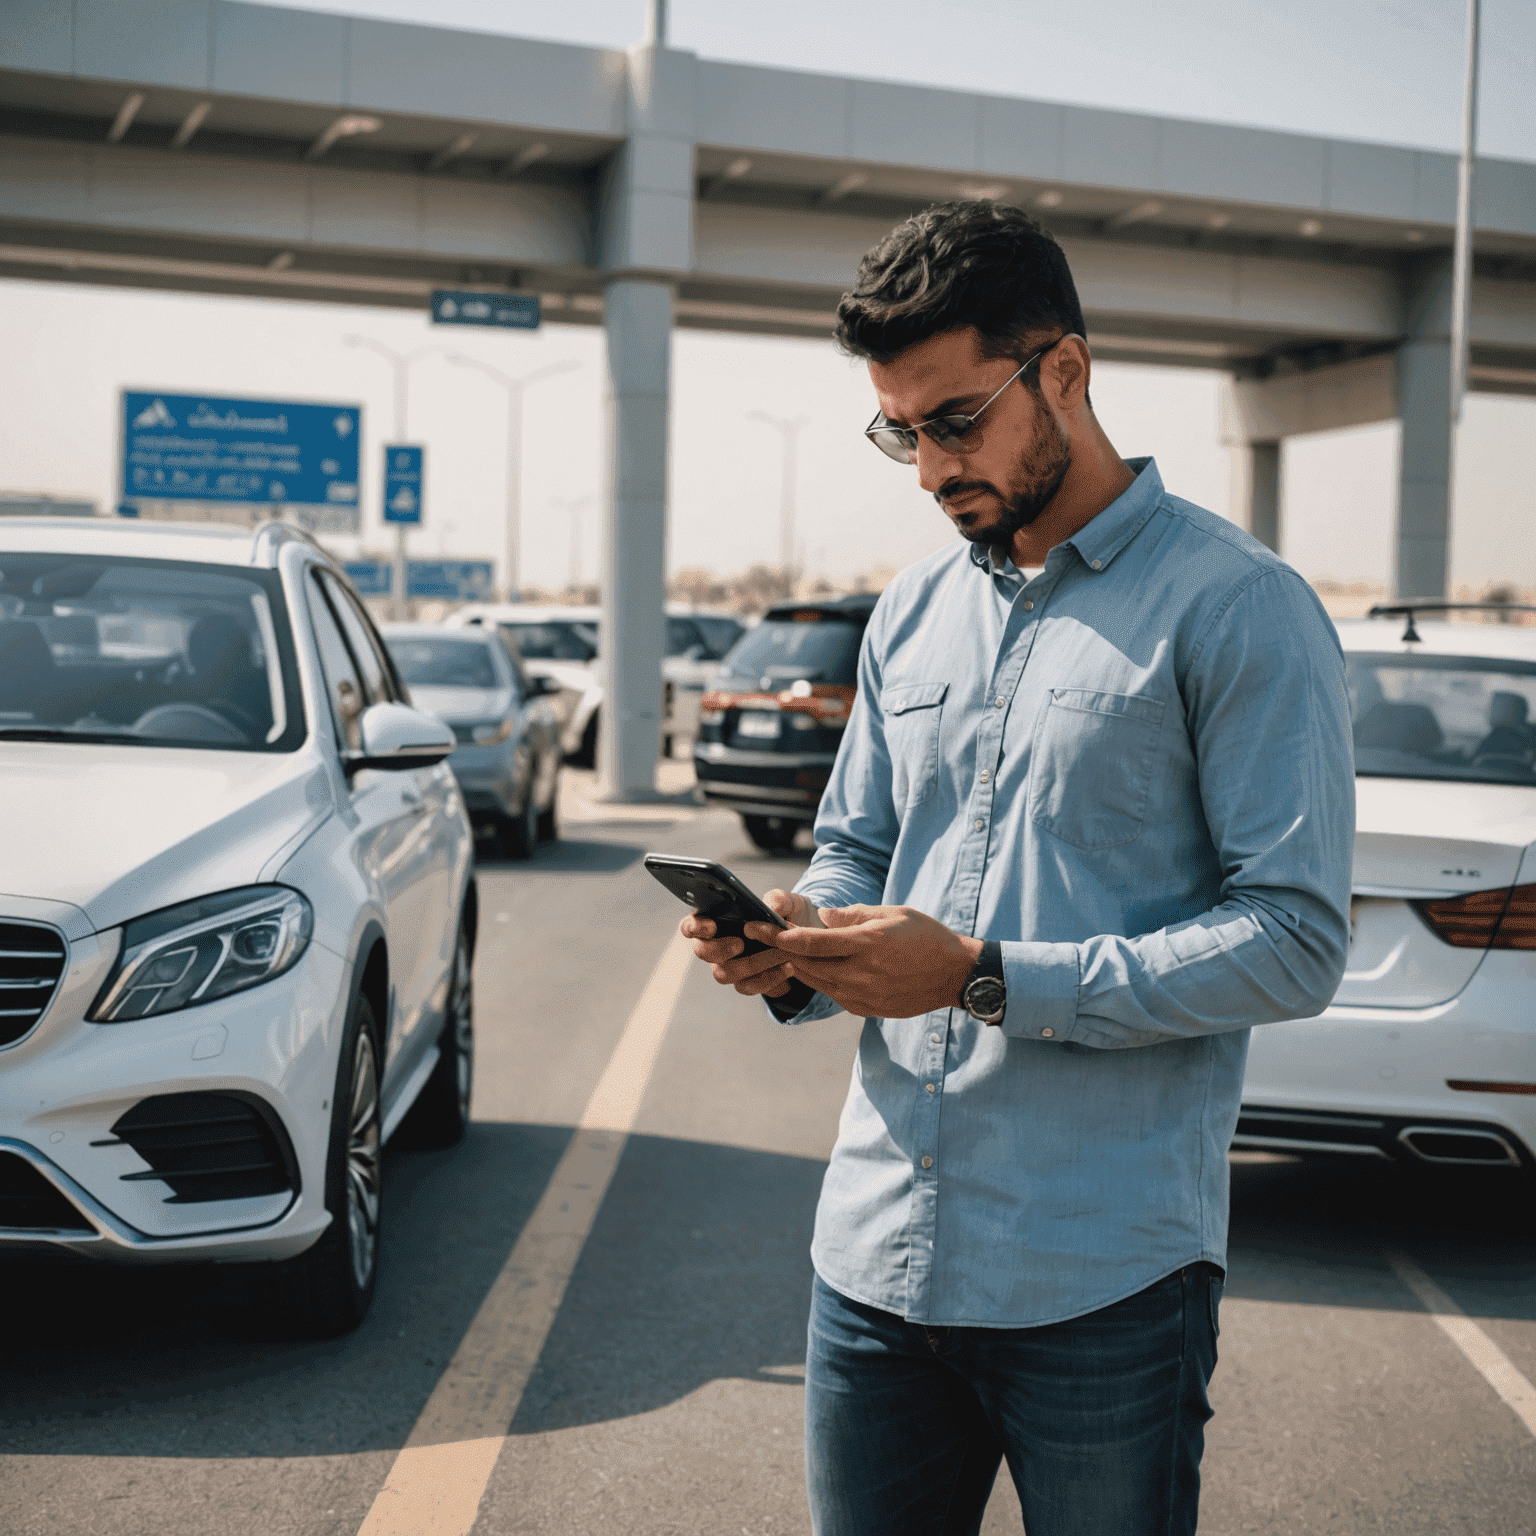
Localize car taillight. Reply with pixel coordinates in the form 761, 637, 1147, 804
1413, 884, 1536, 950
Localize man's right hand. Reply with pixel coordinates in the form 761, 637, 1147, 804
681, 888, 825, 998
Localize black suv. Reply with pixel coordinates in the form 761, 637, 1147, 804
694, 593, 878, 851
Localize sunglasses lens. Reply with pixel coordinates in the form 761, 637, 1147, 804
869, 429, 916, 464
925, 416, 975, 451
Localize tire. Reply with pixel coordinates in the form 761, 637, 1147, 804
253, 991, 382, 1338
743, 814, 800, 853
398, 922, 474, 1149
569, 713, 598, 769
537, 772, 560, 843
501, 793, 539, 860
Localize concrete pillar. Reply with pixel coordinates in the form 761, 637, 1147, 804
599, 277, 673, 794
594, 40, 695, 799
1229, 440, 1281, 552
1395, 258, 1455, 599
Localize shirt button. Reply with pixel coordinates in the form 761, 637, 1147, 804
930, 1033, 941, 1044
974, 819, 984, 831
1041, 1027, 1055, 1038
995, 696, 1006, 708
979, 769, 990, 782
1091, 559, 1102, 570
926, 1083, 936, 1093
1023, 600, 1033, 610
921, 1156, 934, 1169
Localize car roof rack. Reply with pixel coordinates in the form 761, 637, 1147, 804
1366, 600, 1536, 644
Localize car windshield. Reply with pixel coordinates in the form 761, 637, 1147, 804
719, 616, 864, 687
0, 552, 302, 752
497, 620, 596, 662
388, 636, 500, 689
695, 616, 745, 659
1348, 652, 1536, 785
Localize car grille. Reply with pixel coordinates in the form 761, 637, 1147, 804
0, 920, 67, 1047
0, 1151, 93, 1231
100, 1092, 298, 1204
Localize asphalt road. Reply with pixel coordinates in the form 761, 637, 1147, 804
4, 768, 1534, 1535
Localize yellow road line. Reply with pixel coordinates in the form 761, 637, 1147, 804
1387, 1250, 1536, 1439
356, 931, 696, 1536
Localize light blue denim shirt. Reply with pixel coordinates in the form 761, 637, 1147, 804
783, 458, 1354, 1328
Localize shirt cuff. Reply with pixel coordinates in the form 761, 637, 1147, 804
998, 940, 1081, 1041
762, 978, 838, 1026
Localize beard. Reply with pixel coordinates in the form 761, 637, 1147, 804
935, 407, 1072, 547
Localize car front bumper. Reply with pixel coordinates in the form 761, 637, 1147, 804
0, 937, 347, 1262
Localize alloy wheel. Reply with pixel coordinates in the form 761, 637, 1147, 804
346, 1030, 381, 1291
450, 931, 474, 1123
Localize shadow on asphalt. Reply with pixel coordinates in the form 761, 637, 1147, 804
1226, 1154, 1536, 1321
473, 838, 647, 875
0, 1123, 822, 1455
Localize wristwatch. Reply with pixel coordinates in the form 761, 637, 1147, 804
958, 939, 1007, 1025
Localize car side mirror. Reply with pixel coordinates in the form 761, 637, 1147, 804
344, 702, 455, 775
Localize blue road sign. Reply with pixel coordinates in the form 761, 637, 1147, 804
122, 391, 360, 509
407, 561, 495, 600
430, 289, 540, 329
343, 560, 392, 596
382, 445, 424, 524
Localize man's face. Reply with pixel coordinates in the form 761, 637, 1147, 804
868, 326, 1071, 548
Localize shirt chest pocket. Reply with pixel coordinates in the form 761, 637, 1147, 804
1028, 688, 1166, 849
883, 680, 949, 810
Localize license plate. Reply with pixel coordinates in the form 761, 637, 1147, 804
737, 711, 779, 739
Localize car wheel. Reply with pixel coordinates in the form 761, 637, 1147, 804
537, 772, 560, 842
253, 991, 382, 1338
743, 814, 800, 853
398, 921, 474, 1149
569, 713, 598, 769
502, 794, 539, 860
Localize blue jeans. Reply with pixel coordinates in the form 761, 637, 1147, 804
805, 1265, 1223, 1536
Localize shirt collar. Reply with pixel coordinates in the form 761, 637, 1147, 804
967, 457, 1164, 579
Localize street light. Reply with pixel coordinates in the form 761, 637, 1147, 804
344, 335, 441, 618
447, 354, 580, 600
549, 494, 594, 594
747, 411, 810, 593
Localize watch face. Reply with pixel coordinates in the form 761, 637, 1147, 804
964, 976, 1007, 1021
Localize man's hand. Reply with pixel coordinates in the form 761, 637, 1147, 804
681, 889, 825, 999
744, 904, 983, 1019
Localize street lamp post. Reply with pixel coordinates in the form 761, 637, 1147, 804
447, 356, 580, 601
549, 494, 594, 594
344, 335, 439, 618
747, 411, 810, 595
1449, 0, 1481, 428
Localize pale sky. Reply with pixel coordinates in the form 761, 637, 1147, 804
1, 0, 1532, 594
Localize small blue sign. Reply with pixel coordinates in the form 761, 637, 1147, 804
382, 445, 423, 525
343, 560, 392, 596
122, 391, 360, 510
430, 289, 540, 330
407, 561, 495, 600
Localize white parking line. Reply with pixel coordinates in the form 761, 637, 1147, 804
356, 931, 696, 1536
1387, 1250, 1536, 1438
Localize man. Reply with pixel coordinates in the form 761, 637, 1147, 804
683, 201, 1354, 1536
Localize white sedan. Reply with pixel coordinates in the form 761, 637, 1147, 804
1240, 604, 1536, 1170
0, 517, 474, 1336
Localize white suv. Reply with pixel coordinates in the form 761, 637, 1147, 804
0, 518, 474, 1336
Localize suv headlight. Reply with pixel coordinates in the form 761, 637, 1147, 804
90, 887, 313, 1023
472, 718, 514, 745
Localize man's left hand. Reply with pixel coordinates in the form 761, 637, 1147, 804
745, 904, 983, 1019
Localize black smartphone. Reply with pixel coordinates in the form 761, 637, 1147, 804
644, 854, 789, 956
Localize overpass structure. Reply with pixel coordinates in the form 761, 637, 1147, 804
3, 2, 1535, 795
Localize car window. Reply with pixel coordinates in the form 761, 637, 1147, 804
667, 617, 704, 657
719, 616, 864, 687
306, 574, 367, 751
695, 616, 745, 660
387, 636, 502, 689
0, 552, 303, 752
1348, 652, 1536, 784
318, 571, 392, 704
491, 633, 530, 703
496, 621, 595, 662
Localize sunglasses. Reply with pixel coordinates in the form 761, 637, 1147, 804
862, 335, 1078, 465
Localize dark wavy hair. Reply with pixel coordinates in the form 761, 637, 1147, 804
834, 201, 1087, 384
